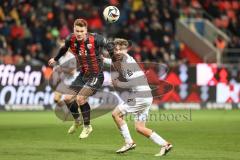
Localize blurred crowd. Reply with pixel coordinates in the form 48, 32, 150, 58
203, 0, 240, 60
0, 0, 239, 66
0, 0, 182, 65
174, 0, 240, 60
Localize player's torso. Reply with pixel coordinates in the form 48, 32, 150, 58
68, 33, 103, 75
119, 54, 151, 92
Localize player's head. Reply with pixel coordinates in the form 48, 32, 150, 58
73, 19, 88, 41
112, 38, 130, 61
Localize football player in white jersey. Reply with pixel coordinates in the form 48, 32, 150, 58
103, 38, 173, 156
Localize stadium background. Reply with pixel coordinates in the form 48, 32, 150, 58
0, 0, 240, 160
0, 0, 240, 109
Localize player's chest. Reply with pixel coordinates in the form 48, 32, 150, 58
71, 41, 94, 56
115, 63, 133, 79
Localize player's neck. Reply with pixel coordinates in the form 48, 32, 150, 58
83, 34, 87, 41
112, 57, 123, 62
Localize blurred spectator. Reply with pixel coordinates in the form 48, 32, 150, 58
214, 35, 226, 53
141, 35, 155, 51
202, 0, 240, 51
1, 0, 182, 65
6, 0, 235, 66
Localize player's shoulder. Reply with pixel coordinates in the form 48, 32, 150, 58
65, 33, 75, 42
123, 53, 136, 63
89, 32, 100, 36
89, 32, 104, 39
67, 33, 75, 39
89, 32, 106, 46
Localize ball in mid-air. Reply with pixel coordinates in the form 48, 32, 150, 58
103, 6, 120, 23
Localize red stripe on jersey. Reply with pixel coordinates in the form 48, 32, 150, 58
70, 35, 76, 53
69, 34, 82, 72
89, 35, 99, 74
80, 40, 89, 73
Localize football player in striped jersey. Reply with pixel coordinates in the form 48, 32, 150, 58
103, 38, 173, 156
49, 19, 114, 139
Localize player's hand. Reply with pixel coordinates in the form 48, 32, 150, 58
48, 58, 57, 66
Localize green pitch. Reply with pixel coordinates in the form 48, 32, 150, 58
0, 110, 240, 160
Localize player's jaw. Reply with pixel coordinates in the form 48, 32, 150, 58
113, 53, 123, 61
75, 33, 87, 41
113, 46, 127, 61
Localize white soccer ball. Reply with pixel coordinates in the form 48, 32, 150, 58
103, 6, 120, 23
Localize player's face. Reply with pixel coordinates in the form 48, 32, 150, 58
113, 45, 127, 61
74, 26, 87, 40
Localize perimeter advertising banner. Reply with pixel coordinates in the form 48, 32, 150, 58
0, 64, 54, 110
0, 63, 239, 110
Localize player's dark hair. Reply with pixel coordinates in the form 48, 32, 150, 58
74, 19, 88, 27
127, 40, 132, 47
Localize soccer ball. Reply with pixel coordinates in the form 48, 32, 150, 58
103, 6, 120, 23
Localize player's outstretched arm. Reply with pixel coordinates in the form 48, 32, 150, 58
48, 46, 68, 66
48, 34, 71, 66
95, 33, 115, 56
48, 58, 57, 66
53, 45, 69, 62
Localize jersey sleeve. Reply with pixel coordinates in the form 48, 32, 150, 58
54, 34, 72, 61
94, 33, 114, 55
94, 33, 107, 48
122, 56, 143, 80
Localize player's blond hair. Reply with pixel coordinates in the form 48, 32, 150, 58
113, 38, 129, 47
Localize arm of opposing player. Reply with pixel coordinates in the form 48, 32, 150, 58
95, 33, 114, 56
114, 74, 147, 88
113, 79, 134, 88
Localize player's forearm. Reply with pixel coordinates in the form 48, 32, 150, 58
116, 75, 149, 88
54, 46, 68, 61
116, 80, 136, 88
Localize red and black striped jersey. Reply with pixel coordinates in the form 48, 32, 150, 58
54, 33, 107, 75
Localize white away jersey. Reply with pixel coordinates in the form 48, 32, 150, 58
118, 53, 151, 92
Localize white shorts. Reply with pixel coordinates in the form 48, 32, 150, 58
117, 97, 153, 122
